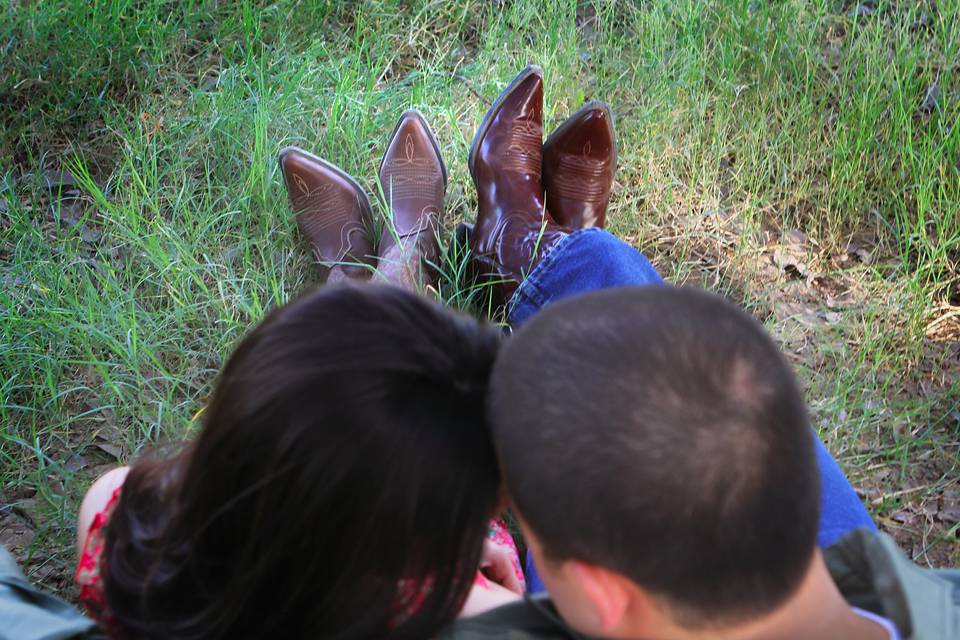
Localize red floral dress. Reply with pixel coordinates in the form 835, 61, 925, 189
77, 491, 525, 635
483, 518, 525, 589
392, 518, 525, 626
74, 486, 125, 638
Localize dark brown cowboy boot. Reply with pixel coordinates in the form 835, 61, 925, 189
279, 147, 376, 282
468, 66, 570, 305
543, 101, 617, 229
376, 110, 446, 290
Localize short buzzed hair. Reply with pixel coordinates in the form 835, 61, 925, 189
490, 287, 820, 627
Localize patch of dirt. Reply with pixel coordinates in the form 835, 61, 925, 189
0, 497, 74, 595
926, 306, 960, 343
0, 508, 36, 557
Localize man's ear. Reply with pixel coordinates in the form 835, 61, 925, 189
568, 560, 631, 632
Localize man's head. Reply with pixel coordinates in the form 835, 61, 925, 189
490, 287, 821, 635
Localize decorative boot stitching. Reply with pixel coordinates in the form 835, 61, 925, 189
503, 115, 542, 174
550, 147, 610, 202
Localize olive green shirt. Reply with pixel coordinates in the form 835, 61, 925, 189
0, 547, 105, 640
444, 529, 960, 640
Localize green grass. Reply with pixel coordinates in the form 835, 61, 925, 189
2, 0, 958, 594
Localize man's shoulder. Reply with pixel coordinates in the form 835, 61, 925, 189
826, 528, 960, 639
441, 595, 586, 640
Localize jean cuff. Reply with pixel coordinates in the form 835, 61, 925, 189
506, 228, 601, 323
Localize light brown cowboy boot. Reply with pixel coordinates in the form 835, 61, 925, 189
278, 147, 376, 283
376, 110, 446, 291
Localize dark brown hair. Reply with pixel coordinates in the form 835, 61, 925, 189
490, 287, 820, 627
103, 284, 502, 639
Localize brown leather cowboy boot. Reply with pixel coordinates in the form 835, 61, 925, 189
469, 66, 570, 305
278, 147, 376, 283
375, 109, 446, 290
543, 100, 617, 229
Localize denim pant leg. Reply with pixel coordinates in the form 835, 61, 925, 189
814, 437, 877, 546
507, 229, 876, 593
508, 228, 664, 324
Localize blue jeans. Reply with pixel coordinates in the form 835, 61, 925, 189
508, 229, 877, 593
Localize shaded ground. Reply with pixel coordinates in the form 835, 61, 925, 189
2, 0, 958, 599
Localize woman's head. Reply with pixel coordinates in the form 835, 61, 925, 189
104, 285, 502, 639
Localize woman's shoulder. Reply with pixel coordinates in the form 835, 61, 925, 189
76, 467, 130, 555
75, 466, 131, 639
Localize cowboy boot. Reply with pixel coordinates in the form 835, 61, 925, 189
468, 65, 570, 305
278, 147, 376, 283
543, 100, 617, 229
375, 110, 446, 291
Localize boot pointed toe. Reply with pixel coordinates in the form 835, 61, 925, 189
279, 147, 376, 280
543, 101, 616, 229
